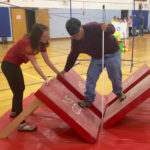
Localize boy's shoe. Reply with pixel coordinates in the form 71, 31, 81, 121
78, 100, 92, 108
9, 112, 18, 118
117, 92, 126, 102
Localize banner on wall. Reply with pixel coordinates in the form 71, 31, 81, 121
112, 22, 128, 39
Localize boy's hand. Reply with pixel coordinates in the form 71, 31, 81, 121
100, 23, 108, 32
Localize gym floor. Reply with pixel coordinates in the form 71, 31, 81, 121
1, 35, 150, 116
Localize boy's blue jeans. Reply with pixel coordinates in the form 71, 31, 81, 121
84, 50, 122, 103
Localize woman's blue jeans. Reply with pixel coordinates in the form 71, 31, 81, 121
84, 50, 122, 103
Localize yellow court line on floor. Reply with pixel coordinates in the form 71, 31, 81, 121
23, 72, 44, 81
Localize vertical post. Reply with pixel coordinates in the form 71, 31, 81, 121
100, 4, 105, 135
130, 0, 135, 72
70, 0, 72, 18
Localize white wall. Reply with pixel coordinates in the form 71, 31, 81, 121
49, 8, 121, 38
0, 0, 150, 39
0, 0, 149, 10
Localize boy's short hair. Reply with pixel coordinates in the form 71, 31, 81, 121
66, 18, 81, 36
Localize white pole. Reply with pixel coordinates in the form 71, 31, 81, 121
100, 4, 105, 135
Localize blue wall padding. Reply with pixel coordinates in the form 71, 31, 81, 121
132, 10, 148, 29
0, 7, 11, 37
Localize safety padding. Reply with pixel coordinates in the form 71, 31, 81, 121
57, 69, 106, 117
35, 78, 101, 143
104, 75, 150, 128
107, 64, 150, 106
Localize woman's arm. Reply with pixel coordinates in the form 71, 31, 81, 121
27, 55, 48, 81
41, 52, 59, 74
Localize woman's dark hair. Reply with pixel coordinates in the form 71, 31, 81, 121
25, 23, 49, 53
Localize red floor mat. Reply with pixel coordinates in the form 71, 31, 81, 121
1, 93, 150, 150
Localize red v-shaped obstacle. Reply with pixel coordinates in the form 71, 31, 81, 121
35, 78, 101, 143
1, 65, 150, 140
0, 77, 101, 142
107, 64, 150, 106
57, 69, 106, 117
104, 69, 150, 128
56, 65, 150, 128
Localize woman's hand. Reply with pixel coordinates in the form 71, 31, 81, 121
59, 70, 66, 77
44, 78, 49, 86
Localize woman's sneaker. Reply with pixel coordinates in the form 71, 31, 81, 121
18, 122, 37, 132
117, 92, 126, 102
78, 100, 92, 108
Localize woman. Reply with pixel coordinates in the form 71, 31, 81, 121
1, 23, 59, 131
128, 16, 133, 37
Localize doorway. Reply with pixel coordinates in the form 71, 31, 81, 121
25, 9, 36, 33
11, 8, 27, 42
121, 10, 128, 20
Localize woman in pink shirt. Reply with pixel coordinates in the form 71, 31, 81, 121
128, 16, 133, 37
1, 23, 59, 131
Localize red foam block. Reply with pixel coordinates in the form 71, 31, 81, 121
107, 64, 150, 106
35, 78, 101, 143
104, 75, 150, 128
57, 69, 105, 117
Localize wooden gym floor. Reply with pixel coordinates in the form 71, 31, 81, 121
0, 35, 150, 117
